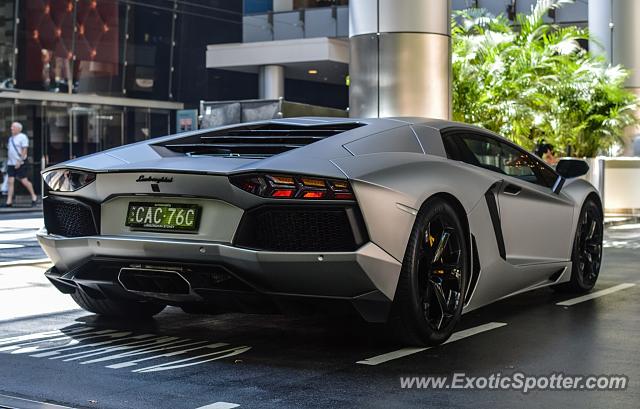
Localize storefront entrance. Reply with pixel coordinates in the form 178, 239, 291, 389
43, 106, 126, 166
0, 98, 173, 199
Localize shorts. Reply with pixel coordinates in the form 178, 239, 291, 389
7, 165, 28, 179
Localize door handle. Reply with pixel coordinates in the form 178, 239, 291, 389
504, 184, 522, 195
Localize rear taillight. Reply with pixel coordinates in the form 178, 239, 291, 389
230, 173, 355, 200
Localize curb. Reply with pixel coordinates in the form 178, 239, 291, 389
0, 207, 43, 214
604, 217, 640, 227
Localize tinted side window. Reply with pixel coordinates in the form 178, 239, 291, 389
497, 141, 557, 186
442, 132, 557, 188
441, 133, 463, 161
519, 150, 558, 188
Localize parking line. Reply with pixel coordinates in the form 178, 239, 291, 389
195, 402, 240, 409
0, 327, 94, 346
99, 340, 213, 368
0, 258, 50, 267
556, 283, 636, 306
0, 393, 75, 409
0, 243, 24, 249
356, 322, 507, 366
132, 345, 251, 373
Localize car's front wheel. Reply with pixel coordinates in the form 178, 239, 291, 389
390, 198, 469, 346
554, 198, 603, 293
71, 290, 166, 319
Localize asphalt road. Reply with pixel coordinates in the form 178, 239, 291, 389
0, 214, 638, 409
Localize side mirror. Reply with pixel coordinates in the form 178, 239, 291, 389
551, 159, 589, 194
556, 159, 590, 179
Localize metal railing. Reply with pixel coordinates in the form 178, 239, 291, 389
199, 98, 347, 129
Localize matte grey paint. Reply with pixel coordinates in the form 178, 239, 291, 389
38, 117, 600, 320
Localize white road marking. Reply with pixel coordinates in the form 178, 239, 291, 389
556, 283, 636, 306
0, 393, 76, 409
133, 346, 251, 373
0, 258, 50, 267
356, 322, 507, 366
0, 231, 38, 241
0, 326, 251, 373
5, 330, 126, 354
106, 342, 228, 369
38, 334, 160, 359
0, 327, 93, 346
196, 402, 240, 409
61, 337, 187, 362
0, 218, 43, 229
0, 243, 23, 249
85, 340, 212, 366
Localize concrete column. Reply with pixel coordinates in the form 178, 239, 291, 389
588, 0, 612, 61
258, 65, 285, 100
612, 0, 640, 155
348, 0, 451, 119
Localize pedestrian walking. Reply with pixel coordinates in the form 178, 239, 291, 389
4, 122, 38, 207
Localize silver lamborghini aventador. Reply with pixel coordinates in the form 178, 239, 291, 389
37, 117, 603, 346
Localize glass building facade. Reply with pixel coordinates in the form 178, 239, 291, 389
0, 0, 243, 198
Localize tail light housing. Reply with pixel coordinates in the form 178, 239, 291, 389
42, 169, 96, 192
230, 173, 355, 200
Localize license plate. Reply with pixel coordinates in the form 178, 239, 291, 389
126, 202, 201, 232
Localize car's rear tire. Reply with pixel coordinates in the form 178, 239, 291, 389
554, 198, 603, 293
71, 290, 166, 319
389, 197, 469, 346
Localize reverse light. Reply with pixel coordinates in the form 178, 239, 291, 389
230, 173, 355, 200
42, 169, 96, 192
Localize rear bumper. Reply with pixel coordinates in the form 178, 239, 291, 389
37, 228, 401, 322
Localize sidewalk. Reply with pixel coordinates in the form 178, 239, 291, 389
0, 194, 42, 214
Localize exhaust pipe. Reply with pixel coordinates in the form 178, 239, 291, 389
118, 267, 195, 300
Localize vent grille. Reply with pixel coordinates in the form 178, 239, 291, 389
162, 122, 363, 158
43, 197, 99, 237
234, 206, 367, 252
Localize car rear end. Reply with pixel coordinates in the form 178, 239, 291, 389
37, 119, 402, 322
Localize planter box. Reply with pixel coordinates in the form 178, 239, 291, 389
582, 157, 640, 216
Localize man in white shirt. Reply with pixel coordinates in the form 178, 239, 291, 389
5, 122, 38, 207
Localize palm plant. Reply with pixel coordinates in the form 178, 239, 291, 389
452, 0, 638, 157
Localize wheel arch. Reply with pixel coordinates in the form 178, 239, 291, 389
420, 192, 477, 305
423, 192, 470, 239
339, 153, 500, 261
585, 191, 604, 217
561, 179, 603, 247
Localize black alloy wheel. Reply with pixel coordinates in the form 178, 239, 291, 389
391, 198, 468, 346
418, 216, 464, 331
555, 198, 603, 293
577, 202, 603, 287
